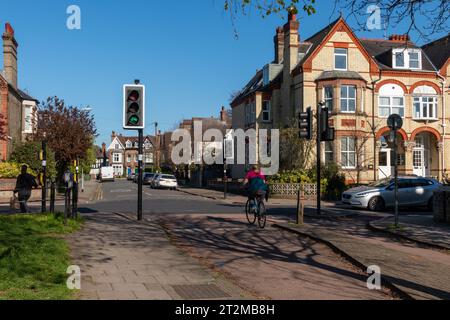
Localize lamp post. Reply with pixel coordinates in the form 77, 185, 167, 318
387, 114, 403, 229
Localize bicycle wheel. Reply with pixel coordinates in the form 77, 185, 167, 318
246, 199, 257, 225
257, 201, 267, 229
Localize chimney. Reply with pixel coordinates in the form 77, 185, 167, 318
111, 131, 116, 140
389, 34, 410, 43
220, 106, 228, 122
283, 9, 299, 73
274, 27, 284, 64
2, 23, 18, 88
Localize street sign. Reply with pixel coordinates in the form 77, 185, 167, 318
387, 114, 403, 131
123, 84, 145, 130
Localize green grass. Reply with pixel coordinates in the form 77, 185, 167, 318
0, 213, 83, 300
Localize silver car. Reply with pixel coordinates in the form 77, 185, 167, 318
342, 176, 441, 211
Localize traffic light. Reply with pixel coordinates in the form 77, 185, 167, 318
319, 107, 335, 142
299, 107, 313, 140
123, 84, 145, 129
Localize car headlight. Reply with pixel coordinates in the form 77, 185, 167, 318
355, 192, 371, 198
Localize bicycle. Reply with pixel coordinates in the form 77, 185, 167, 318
245, 192, 267, 229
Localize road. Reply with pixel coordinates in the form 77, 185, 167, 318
77, 180, 396, 300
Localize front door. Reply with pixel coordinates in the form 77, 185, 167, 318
413, 136, 430, 177
378, 149, 393, 179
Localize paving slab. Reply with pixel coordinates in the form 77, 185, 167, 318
275, 222, 450, 300
370, 215, 450, 250
67, 211, 252, 300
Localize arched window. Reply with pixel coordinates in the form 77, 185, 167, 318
378, 83, 405, 118
413, 85, 438, 120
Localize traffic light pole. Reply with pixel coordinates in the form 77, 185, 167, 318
138, 129, 143, 221
316, 104, 322, 216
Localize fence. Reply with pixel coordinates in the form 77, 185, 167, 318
269, 183, 317, 199
206, 179, 318, 199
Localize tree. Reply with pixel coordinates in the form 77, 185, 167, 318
10, 141, 57, 179
279, 119, 315, 171
341, 116, 382, 184
34, 97, 97, 179
225, 0, 449, 40
0, 113, 7, 141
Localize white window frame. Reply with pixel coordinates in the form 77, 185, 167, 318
341, 137, 356, 169
379, 96, 405, 118
340, 85, 356, 113
323, 86, 334, 111
325, 141, 334, 163
125, 141, 132, 148
392, 49, 422, 70
262, 101, 271, 122
113, 153, 121, 163
413, 96, 438, 120
334, 48, 348, 71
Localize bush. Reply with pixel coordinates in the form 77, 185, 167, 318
10, 142, 57, 179
309, 162, 347, 201
0, 162, 37, 179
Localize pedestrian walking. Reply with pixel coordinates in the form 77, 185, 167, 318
14, 165, 38, 213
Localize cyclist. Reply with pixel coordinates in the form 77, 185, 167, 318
243, 165, 268, 209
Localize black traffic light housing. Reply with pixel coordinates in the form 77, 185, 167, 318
123, 84, 145, 130
319, 107, 335, 142
299, 107, 313, 140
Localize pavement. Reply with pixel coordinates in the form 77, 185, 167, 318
369, 215, 450, 250
59, 180, 450, 300
67, 211, 252, 300
275, 221, 450, 300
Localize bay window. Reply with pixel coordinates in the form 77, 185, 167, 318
341, 137, 356, 169
325, 142, 334, 163
324, 86, 333, 111
340, 85, 356, 113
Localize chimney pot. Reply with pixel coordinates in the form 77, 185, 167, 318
5, 23, 14, 36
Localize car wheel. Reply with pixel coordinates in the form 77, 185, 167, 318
368, 197, 385, 212
427, 197, 434, 212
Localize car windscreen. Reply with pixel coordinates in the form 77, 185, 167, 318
161, 175, 176, 180
368, 179, 393, 188
144, 174, 155, 178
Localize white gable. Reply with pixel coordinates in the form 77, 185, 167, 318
107, 137, 124, 151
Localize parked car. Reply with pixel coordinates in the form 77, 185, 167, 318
100, 166, 115, 183
127, 173, 135, 181
143, 173, 156, 185
152, 174, 178, 190
342, 176, 441, 211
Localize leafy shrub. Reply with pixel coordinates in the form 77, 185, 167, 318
268, 163, 346, 200
308, 162, 346, 200
0, 162, 37, 179
10, 142, 56, 179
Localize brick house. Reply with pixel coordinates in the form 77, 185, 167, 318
0, 23, 38, 161
107, 132, 156, 177
231, 12, 450, 183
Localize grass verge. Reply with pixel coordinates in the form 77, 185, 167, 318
0, 213, 83, 300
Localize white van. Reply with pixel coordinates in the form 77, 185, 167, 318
100, 166, 115, 183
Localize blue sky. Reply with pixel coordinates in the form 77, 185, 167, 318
0, 0, 446, 145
